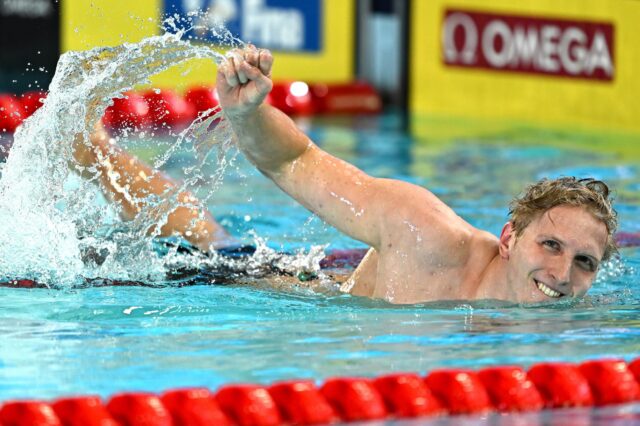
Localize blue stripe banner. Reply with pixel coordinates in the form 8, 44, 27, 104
164, 0, 322, 52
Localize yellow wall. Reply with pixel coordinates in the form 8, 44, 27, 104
410, 0, 640, 137
61, 0, 354, 90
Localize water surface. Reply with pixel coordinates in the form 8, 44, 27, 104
1, 114, 638, 401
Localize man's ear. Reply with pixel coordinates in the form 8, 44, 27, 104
499, 222, 515, 259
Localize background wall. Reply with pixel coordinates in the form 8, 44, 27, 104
61, 0, 355, 90
409, 0, 640, 137
3, 0, 638, 138
0, 0, 59, 92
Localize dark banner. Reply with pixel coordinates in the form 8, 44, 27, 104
442, 9, 614, 82
0, 0, 60, 92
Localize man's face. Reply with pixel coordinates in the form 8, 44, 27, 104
501, 205, 608, 303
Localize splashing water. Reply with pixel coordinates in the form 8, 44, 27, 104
0, 26, 326, 288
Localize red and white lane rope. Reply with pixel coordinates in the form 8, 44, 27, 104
1, 357, 639, 425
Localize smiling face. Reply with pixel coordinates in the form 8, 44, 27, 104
499, 205, 609, 303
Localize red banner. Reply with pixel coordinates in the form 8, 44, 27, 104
442, 9, 615, 81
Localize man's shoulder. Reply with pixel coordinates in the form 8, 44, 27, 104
409, 220, 498, 270
372, 178, 498, 260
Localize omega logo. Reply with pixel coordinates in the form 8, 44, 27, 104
443, 13, 479, 65
442, 10, 615, 81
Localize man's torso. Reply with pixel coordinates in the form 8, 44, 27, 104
343, 227, 500, 304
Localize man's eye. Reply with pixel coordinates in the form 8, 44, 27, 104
576, 256, 597, 272
543, 240, 560, 250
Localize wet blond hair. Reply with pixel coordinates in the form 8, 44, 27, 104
509, 177, 617, 260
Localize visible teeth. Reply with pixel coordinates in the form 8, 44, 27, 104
535, 280, 561, 298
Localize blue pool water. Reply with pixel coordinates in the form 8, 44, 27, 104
0, 115, 639, 409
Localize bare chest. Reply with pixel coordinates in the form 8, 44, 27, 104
343, 247, 479, 303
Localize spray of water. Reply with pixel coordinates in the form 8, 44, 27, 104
0, 20, 327, 288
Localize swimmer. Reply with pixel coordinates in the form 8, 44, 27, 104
213, 46, 617, 304
76, 46, 618, 304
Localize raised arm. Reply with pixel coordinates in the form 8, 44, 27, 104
73, 123, 232, 251
217, 47, 466, 250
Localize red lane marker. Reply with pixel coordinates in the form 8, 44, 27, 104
269, 82, 314, 116
579, 359, 640, 405
0, 280, 40, 289
103, 93, 150, 132
52, 396, 119, 426
184, 86, 219, 120
161, 388, 231, 426
143, 89, 195, 131
0, 95, 23, 133
3, 357, 640, 425
372, 373, 444, 418
319, 378, 387, 422
106, 393, 173, 426
477, 366, 544, 412
19, 91, 46, 118
0, 401, 62, 426
310, 82, 382, 115
528, 363, 594, 408
268, 380, 337, 425
215, 385, 281, 426
629, 358, 640, 383
423, 369, 492, 414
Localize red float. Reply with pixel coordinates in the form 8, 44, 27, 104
19, 91, 46, 118
478, 366, 544, 412
103, 92, 150, 132
579, 359, 640, 405
184, 86, 219, 120
106, 393, 173, 426
52, 396, 118, 426
268, 380, 337, 425
2, 357, 640, 424
0, 95, 23, 133
268, 82, 315, 116
528, 363, 594, 408
310, 82, 382, 115
214, 385, 282, 426
2, 280, 39, 288
629, 357, 640, 382
319, 378, 387, 421
0, 401, 61, 426
161, 388, 231, 426
143, 89, 195, 131
423, 369, 492, 414
373, 373, 444, 418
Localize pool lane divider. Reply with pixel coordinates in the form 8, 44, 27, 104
0, 82, 381, 134
1, 358, 639, 425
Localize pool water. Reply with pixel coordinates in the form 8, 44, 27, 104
0, 114, 639, 408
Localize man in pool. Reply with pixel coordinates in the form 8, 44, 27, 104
78, 45, 617, 304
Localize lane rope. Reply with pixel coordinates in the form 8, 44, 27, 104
1, 358, 639, 425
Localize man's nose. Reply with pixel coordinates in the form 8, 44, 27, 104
549, 255, 572, 286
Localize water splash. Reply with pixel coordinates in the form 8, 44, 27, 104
0, 20, 329, 288
0, 33, 223, 285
